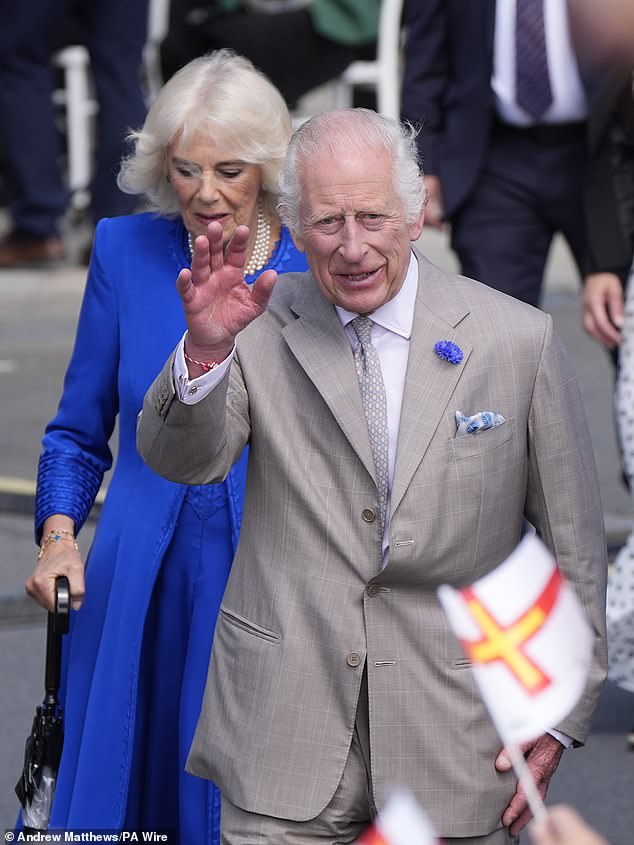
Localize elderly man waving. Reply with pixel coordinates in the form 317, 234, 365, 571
138, 109, 607, 845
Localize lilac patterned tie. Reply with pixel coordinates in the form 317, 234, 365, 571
515, 0, 553, 120
352, 316, 389, 532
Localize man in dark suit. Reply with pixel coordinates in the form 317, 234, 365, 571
401, 0, 607, 307
581, 63, 634, 349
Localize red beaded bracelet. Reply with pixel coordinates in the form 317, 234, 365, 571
183, 348, 221, 373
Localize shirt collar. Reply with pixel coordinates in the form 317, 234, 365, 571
335, 251, 419, 339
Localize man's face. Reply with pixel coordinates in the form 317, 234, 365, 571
293, 145, 424, 315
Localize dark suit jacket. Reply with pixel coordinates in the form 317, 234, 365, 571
401, 0, 606, 218
584, 63, 634, 281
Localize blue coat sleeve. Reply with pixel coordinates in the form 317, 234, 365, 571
35, 219, 120, 540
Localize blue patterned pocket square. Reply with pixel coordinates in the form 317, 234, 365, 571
455, 410, 506, 437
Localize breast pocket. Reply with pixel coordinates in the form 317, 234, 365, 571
447, 418, 515, 461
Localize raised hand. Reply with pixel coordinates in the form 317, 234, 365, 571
177, 221, 277, 367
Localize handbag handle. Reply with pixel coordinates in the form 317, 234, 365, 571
44, 576, 70, 704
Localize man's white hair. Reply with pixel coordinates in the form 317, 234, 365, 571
278, 109, 427, 235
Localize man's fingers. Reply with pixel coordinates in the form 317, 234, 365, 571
499, 736, 561, 836
176, 266, 193, 294
582, 273, 624, 348
606, 289, 625, 330
509, 805, 534, 836
502, 787, 528, 829
250, 269, 277, 312
582, 306, 621, 349
223, 225, 251, 271
495, 749, 512, 771
502, 783, 538, 835
191, 232, 212, 279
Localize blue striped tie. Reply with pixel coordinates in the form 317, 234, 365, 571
515, 0, 553, 120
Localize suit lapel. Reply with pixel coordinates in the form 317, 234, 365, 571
282, 275, 377, 483
391, 252, 473, 517
280, 256, 475, 509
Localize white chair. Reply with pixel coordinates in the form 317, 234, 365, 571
52, 0, 169, 209
144, 0, 171, 102
52, 45, 97, 209
331, 0, 405, 119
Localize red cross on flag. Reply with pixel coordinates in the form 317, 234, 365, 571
355, 790, 439, 845
437, 534, 593, 744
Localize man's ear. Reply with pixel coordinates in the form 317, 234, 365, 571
408, 206, 425, 242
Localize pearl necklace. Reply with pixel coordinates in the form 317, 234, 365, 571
186, 202, 272, 277
245, 203, 273, 276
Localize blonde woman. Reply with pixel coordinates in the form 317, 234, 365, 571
25, 51, 307, 839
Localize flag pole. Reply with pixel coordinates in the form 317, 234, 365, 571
506, 741, 548, 825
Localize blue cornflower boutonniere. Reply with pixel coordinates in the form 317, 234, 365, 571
434, 340, 463, 365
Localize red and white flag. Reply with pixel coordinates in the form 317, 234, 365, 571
437, 534, 593, 744
355, 790, 439, 845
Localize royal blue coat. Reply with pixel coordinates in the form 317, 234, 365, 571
33, 212, 307, 834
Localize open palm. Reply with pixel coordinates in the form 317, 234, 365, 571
177, 222, 277, 361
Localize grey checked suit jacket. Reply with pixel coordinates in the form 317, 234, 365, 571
137, 250, 607, 839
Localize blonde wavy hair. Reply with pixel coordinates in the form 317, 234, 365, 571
118, 50, 292, 221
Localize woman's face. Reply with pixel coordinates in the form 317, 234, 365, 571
168, 132, 263, 244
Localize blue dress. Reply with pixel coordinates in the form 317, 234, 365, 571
34, 212, 307, 839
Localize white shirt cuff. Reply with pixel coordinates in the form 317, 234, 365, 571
173, 331, 235, 404
547, 728, 573, 748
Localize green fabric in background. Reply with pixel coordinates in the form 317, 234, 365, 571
215, 0, 241, 12
308, 0, 381, 47
215, 1, 381, 47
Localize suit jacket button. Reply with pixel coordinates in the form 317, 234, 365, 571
346, 652, 361, 667
361, 508, 376, 523
367, 584, 381, 597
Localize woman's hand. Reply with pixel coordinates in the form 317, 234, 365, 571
177, 222, 278, 369
26, 516, 85, 612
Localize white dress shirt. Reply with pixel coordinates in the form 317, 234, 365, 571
492, 0, 587, 125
